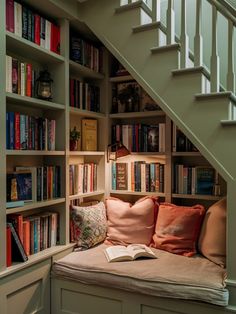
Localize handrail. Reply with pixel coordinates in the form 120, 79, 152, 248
206, 0, 236, 26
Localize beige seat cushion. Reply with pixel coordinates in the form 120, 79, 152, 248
198, 198, 226, 267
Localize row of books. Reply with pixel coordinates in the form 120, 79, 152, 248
111, 123, 165, 153
69, 78, 100, 112
6, 55, 36, 97
6, 112, 56, 150
112, 161, 165, 193
172, 124, 198, 152
6, 211, 59, 266
69, 163, 98, 195
7, 166, 61, 203
6, 0, 60, 54
70, 36, 101, 72
173, 165, 216, 195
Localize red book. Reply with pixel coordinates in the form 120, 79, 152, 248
50, 23, 60, 54
34, 14, 41, 45
6, 0, 14, 33
23, 220, 30, 256
6, 225, 12, 267
26, 63, 32, 97
70, 78, 75, 107
14, 112, 20, 150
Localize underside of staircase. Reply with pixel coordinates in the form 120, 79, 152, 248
77, 0, 236, 306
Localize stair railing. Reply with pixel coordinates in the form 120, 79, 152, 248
120, 0, 235, 98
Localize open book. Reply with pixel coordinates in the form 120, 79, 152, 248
104, 244, 157, 262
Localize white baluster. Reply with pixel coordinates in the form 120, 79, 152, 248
152, 0, 161, 22
167, 0, 175, 45
180, 0, 189, 68
227, 20, 235, 94
210, 5, 220, 92
194, 0, 203, 66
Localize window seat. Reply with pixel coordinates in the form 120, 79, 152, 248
51, 243, 228, 307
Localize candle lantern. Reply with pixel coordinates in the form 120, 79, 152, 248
36, 69, 53, 100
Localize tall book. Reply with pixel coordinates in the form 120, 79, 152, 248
116, 162, 128, 190
81, 119, 97, 151
7, 222, 28, 262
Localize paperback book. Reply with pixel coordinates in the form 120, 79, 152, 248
104, 244, 157, 263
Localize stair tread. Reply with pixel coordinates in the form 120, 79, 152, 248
115, 0, 151, 16
133, 21, 161, 33
195, 91, 236, 103
151, 43, 180, 54
172, 66, 209, 77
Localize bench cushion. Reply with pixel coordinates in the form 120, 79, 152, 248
52, 243, 228, 306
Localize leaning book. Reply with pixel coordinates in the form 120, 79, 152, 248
104, 244, 157, 262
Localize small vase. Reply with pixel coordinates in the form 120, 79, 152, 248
70, 140, 78, 151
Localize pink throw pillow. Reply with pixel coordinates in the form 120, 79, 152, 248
105, 196, 158, 246
152, 203, 205, 257
198, 198, 226, 267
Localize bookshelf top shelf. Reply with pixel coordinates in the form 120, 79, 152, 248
6, 93, 65, 110
0, 244, 75, 279
6, 150, 66, 156
6, 198, 66, 214
6, 31, 65, 64
69, 190, 105, 200
69, 107, 106, 118
109, 111, 165, 119
69, 60, 104, 80
69, 151, 105, 156
172, 194, 223, 200
109, 75, 133, 82
110, 190, 166, 197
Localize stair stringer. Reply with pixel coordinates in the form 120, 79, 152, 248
78, 0, 236, 293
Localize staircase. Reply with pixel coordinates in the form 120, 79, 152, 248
78, 0, 236, 307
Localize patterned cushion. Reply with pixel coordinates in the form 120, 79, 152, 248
70, 202, 107, 249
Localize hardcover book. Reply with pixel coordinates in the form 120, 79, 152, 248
7, 222, 28, 262
81, 119, 97, 151
116, 162, 128, 190
104, 244, 157, 262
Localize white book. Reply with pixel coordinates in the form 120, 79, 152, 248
14, 2, 22, 37
6, 55, 12, 93
78, 164, 84, 194
45, 20, 51, 50
50, 212, 58, 247
104, 244, 157, 263
87, 163, 91, 192
74, 165, 79, 195
122, 124, 129, 150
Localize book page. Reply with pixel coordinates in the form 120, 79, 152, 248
127, 244, 156, 260
105, 245, 132, 262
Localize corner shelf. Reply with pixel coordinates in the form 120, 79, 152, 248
109, 110, 165, 119
69, 151, 105, 156
6, 198, 66, 214
69, 60, 104, 80
69, 107, 106, 119
69, 190, 105, 200
172, 152, 202, 157
109, 75, 133, 82
6, 31, 65, 64
6, 92, 65, 110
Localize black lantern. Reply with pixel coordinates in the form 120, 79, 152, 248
36, 69, 53, 100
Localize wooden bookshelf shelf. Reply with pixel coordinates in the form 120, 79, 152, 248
69, 190, 105, 200
0, 243, 75, 279
6, 198, 66, 214
6, 31, 65, 64
69, 151, 105, 156
69, 60, 104, 80
6, 150, 66, 156
109, 110, 165, 119
69, 107, 106, 118
109, 75, 133, 82
171, 194, 222, 200
172, 152, 202, 157
6, 92, 65, 110
110, 190, 165, 197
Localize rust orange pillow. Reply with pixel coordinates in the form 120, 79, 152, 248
105, 196, 158, 246
152, 203, 205, 257
198, 198, 226, 267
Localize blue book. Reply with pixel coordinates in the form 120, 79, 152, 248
6, 112, 10, 149
20, 114, 26, 150
111, 162, 116, 190
6, 200, 25, 208
9, 112, 15, 150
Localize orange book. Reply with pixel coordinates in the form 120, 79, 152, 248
23, 220, 30, 256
